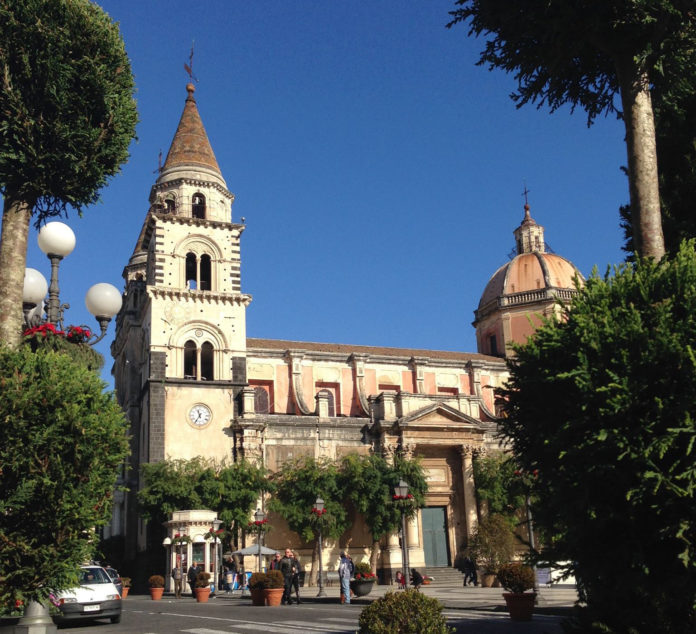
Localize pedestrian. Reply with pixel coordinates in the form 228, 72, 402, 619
462, 556, 478, 586
171, 562, 183, 598
279, 548, 296, 604
410, 568, 424, 591
269, 552, 282, 571
187, 562, 199, 598
395, 570, 406, 590
290, 550, 301, 604
338, 550, 354, 604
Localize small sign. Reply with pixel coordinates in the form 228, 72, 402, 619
536, 567, 551, 585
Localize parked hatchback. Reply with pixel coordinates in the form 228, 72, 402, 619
53, 565, 121, 625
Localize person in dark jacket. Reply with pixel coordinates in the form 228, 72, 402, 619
410, 568, 424, 590
279, 549, 296, 604
187, 562, 200, 597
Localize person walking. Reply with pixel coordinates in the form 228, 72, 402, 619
338, 550, 354, 604
187, 562, 199, 598
289, 550, 301, 604
279, 548, 296, 604
171, 563, 183, 598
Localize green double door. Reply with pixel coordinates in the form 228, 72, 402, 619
421, 507, 449, 567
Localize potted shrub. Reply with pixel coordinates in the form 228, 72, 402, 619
497, 563, 536, 621
248, 572, 267, 606
467, 514, 515, 586
350, 562, 376, 597
195, 571, 212, 603
121, 577, 131, 599
263, 570, 285, 606
358, 589, 450, 633
148, 575, 165, 600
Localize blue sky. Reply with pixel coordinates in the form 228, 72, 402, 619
21, 1, 628, 386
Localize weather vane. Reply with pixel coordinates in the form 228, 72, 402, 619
184, 41, 198, 83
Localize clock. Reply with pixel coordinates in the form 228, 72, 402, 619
188, 404, 212, 427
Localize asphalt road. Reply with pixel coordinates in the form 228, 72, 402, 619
56, 594, 566, 633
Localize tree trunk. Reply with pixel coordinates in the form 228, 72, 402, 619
615, 56, 665, 260
0, 196, 32, 348
370, 539, 380, 575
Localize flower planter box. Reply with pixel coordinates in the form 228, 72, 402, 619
121, 587, 129, 598
250, 588, 265, 606
149, 587, 164, 600
263, 588, 284, 606
349, 579, 375, 597
503, 592, 536, 621
195, 587, 211, 603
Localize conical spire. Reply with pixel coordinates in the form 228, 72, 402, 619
160, 83, 222, 178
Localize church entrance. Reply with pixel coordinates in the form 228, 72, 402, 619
421, 507, 449, 567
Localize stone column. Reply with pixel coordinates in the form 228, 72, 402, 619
406, 511, 425, 569
459, 445, 479, 540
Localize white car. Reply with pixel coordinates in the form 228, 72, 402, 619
53, 565, 122, 625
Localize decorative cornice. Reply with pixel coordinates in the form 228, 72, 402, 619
148, 287, 252, 306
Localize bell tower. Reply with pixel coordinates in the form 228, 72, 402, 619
111, 83, 251, 554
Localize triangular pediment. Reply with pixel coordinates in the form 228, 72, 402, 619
398, 402, 485, 430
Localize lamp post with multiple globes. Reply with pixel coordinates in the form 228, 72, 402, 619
22, 221, 122, 344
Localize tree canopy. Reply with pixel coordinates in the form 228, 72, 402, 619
447, 1, 696, 260
497, 242, 696, 632
0, 345, 130, 609
0, 0, 138, 347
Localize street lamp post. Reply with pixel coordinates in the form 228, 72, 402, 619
212, 519, 222, 595
254, 508, 265, 574
394, 479, 410, 585
22, 222, 122, 343
313, 496, 326, 597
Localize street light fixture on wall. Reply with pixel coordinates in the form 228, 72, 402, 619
312, 496, 327, 598
22, 221, 122, 344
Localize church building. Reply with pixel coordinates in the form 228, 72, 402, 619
109, 83, 581, 579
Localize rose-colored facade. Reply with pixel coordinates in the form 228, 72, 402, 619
110, 84, 581, 583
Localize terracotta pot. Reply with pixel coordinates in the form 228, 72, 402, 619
195, 587, 211, 603
250, 587, 265, 606
149, 587, 164, 600
503, 592, 536, 621
481, 573, 496, 588
349, 579, 375, 597
121, 587, 129, 598
263, 587, 284, 606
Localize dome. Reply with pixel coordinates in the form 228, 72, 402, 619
473, 202, 583, 356
477, 251, 582, 318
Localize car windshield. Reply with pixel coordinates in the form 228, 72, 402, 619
80, 568, 111, 584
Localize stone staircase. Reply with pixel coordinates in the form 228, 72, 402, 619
420, 566, 465, 587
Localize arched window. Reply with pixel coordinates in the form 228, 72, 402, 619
316, 389, 335, 417
165, 198, 176, 213
185, 252, 212, 291
183, 340, 215, 381
254, 386, 270, 414
200, 342, 214, 381
199, 254, 211, 291
192, 193, 206, 219
184, 340, 197, 379
185, 253, 197, 290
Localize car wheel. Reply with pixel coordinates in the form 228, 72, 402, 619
110, 615, 121, 624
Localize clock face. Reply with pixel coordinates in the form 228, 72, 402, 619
188, 404, 212, 427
